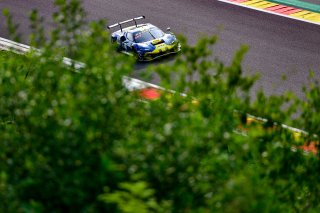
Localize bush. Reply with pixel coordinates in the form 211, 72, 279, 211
0, 0, 319, 212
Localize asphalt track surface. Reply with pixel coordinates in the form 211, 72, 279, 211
1, 0, 320, 98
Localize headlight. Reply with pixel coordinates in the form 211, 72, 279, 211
136, 45, 155, 52
138, 48, 152, 53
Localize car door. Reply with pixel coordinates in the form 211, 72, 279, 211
123, 32, 134, 52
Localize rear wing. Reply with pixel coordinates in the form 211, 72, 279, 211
107, 16, 145, 32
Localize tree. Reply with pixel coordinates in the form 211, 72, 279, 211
0, 0, 319, 212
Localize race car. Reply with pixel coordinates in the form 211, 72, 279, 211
107, 16, 181, 61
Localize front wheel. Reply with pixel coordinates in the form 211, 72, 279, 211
133, 50, 144, 61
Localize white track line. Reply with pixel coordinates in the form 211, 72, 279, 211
218, 0, 320, 26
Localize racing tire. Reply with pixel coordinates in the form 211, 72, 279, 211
134, 50, 144, 61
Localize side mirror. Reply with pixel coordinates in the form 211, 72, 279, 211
120, 36, 126, 42
166, 27, 171, 32
111, 36, 117, 43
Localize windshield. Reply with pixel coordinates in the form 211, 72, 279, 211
133, 28, 165, 43
150, 28, 164, 39
134, 31, 154, 43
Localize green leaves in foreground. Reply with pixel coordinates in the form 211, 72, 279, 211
1, 0, 320, 212
99, 181, 171, 213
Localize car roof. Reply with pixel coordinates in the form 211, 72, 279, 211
121, 23, 157, 33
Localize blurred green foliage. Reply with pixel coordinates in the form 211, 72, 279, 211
0, 0, 319, 212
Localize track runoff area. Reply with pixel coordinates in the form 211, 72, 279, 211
218, 0, 320, 26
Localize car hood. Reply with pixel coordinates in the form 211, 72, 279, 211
136, 34, 177, 48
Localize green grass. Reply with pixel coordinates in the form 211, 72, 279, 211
0, 50, 11, 57
0, 50, 21, 59
0, 50, 33, 66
